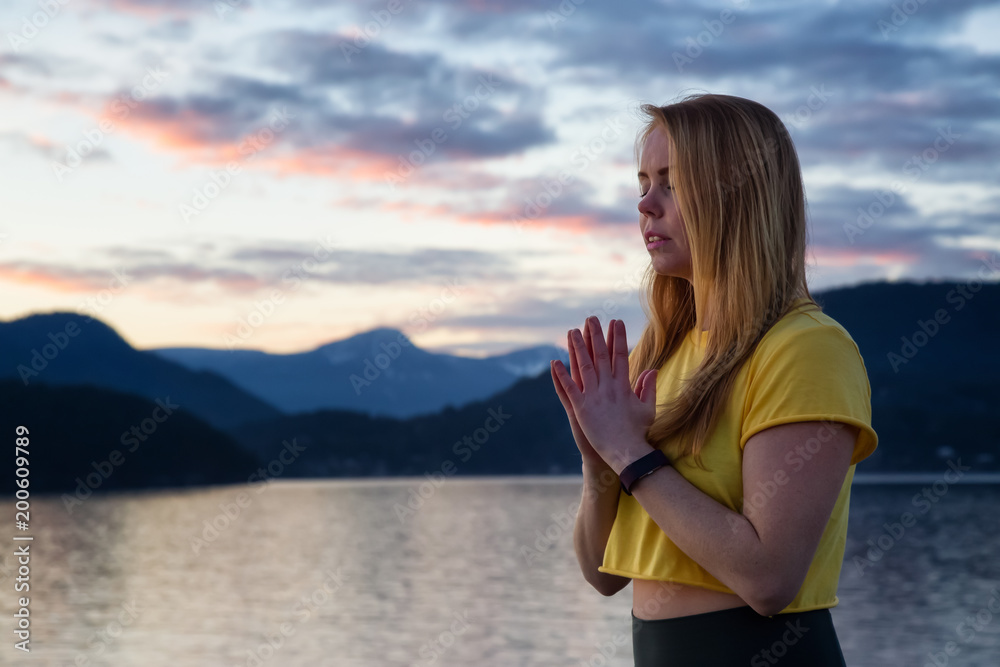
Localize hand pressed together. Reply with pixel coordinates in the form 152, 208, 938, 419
549, 316, 659, 475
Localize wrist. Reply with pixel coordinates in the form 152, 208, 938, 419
608, 437, 656, 477
582, 464, 620, 498
619, 449, 671, 496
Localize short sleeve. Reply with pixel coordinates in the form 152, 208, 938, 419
740, 325, 878, 466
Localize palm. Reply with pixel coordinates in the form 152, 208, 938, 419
551, 318, 656, 468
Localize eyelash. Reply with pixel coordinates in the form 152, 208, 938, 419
639, 184, 672, 198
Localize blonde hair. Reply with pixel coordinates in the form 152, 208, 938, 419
629, 93, 818, 465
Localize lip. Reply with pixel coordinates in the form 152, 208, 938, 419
645, 231, 670, 249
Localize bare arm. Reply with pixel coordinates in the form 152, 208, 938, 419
619, 420, 856, 616
573, 460, 631, 596
557, 316, 858, 616
553, 317, 652, 597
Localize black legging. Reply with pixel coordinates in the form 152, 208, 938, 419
631, 605, 847, 666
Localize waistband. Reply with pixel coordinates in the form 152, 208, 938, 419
631, 605, 846, 667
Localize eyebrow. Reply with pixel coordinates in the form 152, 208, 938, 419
637, 167, 670, 179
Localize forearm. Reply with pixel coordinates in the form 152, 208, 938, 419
573, 460, 630, 596
628, 462, 787, 614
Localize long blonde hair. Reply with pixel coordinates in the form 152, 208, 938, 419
629, 93, 818, 465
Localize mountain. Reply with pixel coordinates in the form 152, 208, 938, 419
0, 312, 283, 431
1, 279, 996, 494
0, 380, 260, 495
225, 279, 1000, 477
151, 327, 571, 418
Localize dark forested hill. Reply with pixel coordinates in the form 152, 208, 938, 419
0, 380, 260, 495
1, 279, 996, 495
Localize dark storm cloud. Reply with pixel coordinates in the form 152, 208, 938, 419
256, 30, 555, 158
112, 29, 554, 163
529, 1, 1000, 180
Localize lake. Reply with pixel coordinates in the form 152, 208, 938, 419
1, 477, 998, 666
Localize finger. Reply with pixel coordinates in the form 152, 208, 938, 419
568, 330, 584, 391
635, 369, 654, 400
613, 319, 630, 392
583, 318, 596, 373
571, 328, 598, 393
638, 369, 658, 404
607, 318, 616, 375
552, 358, 584, 409
550, 361, 572, 412
586, 316, 612, 384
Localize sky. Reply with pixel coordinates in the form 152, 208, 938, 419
1, 0, 999, 356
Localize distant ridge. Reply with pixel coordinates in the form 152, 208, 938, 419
0, 279, 996, 493
152, 326, 570, 418
0, 311, 283, 430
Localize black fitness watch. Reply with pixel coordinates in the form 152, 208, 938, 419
619, 449, 670, 495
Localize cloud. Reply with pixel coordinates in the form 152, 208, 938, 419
0, 241, 524, 297
71, 31, 555, 180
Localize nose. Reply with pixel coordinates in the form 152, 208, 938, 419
638, 191, 660, 219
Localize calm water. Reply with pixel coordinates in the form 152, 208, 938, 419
2, 478, 998, 666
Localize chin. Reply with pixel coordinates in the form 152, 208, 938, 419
651, 262, 692, 281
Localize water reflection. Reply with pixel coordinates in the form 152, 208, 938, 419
1, 478, 997, 666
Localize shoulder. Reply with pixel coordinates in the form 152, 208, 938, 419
751, 300, 862, 366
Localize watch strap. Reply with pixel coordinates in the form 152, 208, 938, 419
619, 449, 669, 495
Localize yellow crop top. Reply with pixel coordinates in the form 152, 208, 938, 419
598, 297, 878, 614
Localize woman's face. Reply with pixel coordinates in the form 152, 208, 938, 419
638, 126, 692, 282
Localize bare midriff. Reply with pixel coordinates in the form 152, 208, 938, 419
632, 577, 748, 620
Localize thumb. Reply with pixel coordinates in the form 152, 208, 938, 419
639, 369, 658, 404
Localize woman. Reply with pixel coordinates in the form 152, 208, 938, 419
549, 93, 877, 666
